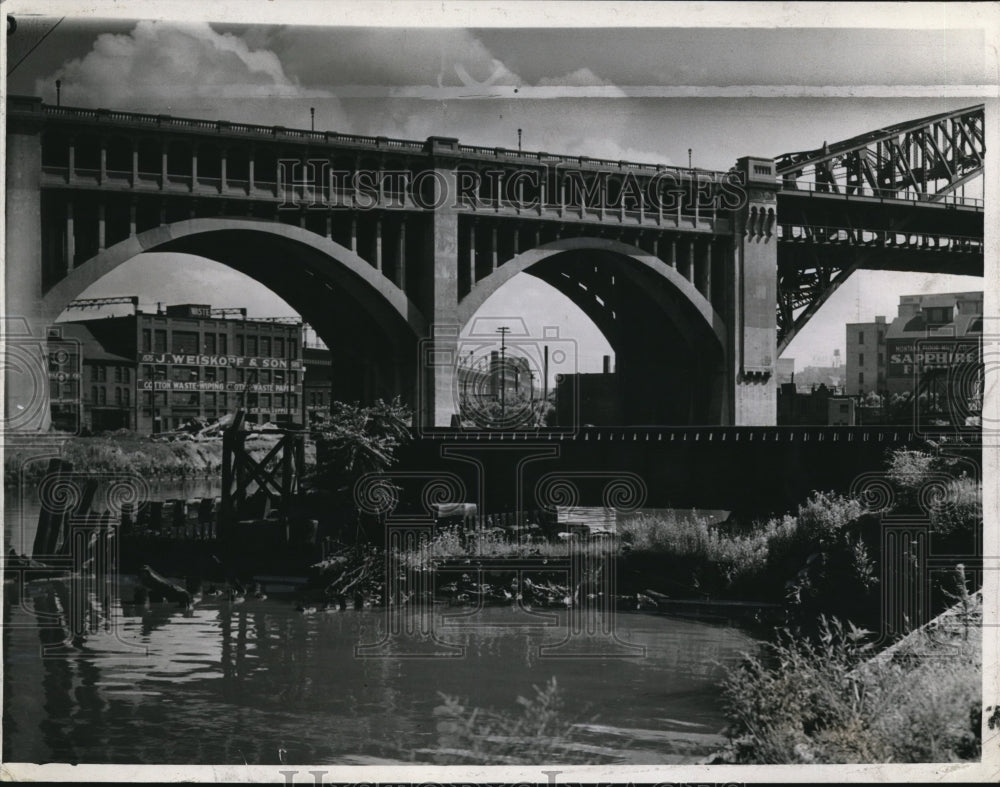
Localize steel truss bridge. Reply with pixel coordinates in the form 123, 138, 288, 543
775, 104, 984, 354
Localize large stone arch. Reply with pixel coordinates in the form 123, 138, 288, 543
43, 218, 426, 332
457, 236, 726, 351
43, 218, 429, 408
456, 237, 728, 425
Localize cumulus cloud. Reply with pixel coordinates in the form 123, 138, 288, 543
536, 67, 613, 88
35, 21, 333, 116
271, 27, 522, 89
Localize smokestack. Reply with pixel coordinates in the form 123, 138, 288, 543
602, 355, 610, 374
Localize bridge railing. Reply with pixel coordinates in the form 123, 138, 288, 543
780, 179, 983, 208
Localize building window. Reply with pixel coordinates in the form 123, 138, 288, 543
155, 365, 168, 380
204, 367, 217, 382
142, 329, 152, 352
219, 334, 228, 354
261, 337, 271, 356
858, 331, 864, 345
171, 391, 198, 407
205, 392, 216, 408
858, 372, 864, 385
172, 331, 199, 355
235, 334, 244, 355
289, 394, 298, 410
288, 338, 297, 359
260, 394, 271, 409
275, 337, 285, 358
115, 388, 122, 405
90, 385, 97, 403
274, 370, 285, 385
859, 353, 864, 366
154, 330, 167, 353
173, 366, 199, 382
275, 394, 285, 408
98, 387, 107, 405
123, 367, 130, 383
260, 370, 271, 384
204, 333, 216, 354
144, 392, 153, 407
247, 336, 258, 356
113, 366, 122, 383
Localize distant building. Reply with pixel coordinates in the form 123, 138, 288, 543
884, 292, 983, 421
777, 382, 843, 425
457, 351, 537, 420
840, 291, 983, 424
52, 302, 305, 433
777, 357, 795, 386
554, 371, 622, 426
845, 316, 887, 396
303, 345, 334, 423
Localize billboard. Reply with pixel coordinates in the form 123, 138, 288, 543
887, 338, 980, 379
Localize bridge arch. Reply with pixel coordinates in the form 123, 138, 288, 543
44, 218, 428, 406
458, 237, 726, 346
458, 237, 728, 425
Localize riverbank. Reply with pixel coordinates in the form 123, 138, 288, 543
714, 581, 984, 763
3, 431, 316, 486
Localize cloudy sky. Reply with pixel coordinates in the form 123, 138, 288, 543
5, 4, 991, 369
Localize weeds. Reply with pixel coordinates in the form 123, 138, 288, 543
718, 586, 984, 763
416, 677, 606, 764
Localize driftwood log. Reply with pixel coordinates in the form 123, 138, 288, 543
139, 564, 192, 606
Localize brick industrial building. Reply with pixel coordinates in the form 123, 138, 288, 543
845, 292, 983, 400
49, 302, 308, 433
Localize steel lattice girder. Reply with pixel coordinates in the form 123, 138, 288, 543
775, 104, 984, 202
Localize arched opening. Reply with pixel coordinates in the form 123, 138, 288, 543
458, 239, 726, 426
44, 220, 427, 433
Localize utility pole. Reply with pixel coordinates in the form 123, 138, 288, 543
310, 107, 315, 131
497, 326, 510, 422
518, 128, 522, 153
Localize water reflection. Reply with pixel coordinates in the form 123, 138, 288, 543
4, 578, 757, 765
5, 479, 757, 765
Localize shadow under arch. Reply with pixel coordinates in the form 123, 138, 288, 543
43, 218, 428, 406
458, 237, 728, 425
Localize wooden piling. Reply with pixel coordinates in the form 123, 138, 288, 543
32, 458, 66, 558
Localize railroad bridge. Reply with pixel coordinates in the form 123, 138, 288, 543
4, 96, 984, 430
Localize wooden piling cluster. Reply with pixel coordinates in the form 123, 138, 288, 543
30, 459, 117, 574
121, 496, 224, 541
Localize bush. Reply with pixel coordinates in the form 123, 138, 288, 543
719, 591, 983, 763
928, 476, 982, 536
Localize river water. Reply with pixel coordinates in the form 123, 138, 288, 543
3, 481, 759, 765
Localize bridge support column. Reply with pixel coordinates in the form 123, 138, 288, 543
726, 157, 778, 425
5, 108, 53, 432
420, 142, 462, 428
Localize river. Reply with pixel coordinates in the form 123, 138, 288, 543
3, 481, 758, 765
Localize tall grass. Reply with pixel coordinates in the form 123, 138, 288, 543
415, 677, 607, 764
717, 587, 983, 763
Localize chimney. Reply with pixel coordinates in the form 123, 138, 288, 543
602, 355, 611, 374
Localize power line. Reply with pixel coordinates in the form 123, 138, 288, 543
7, 16, 65, 76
